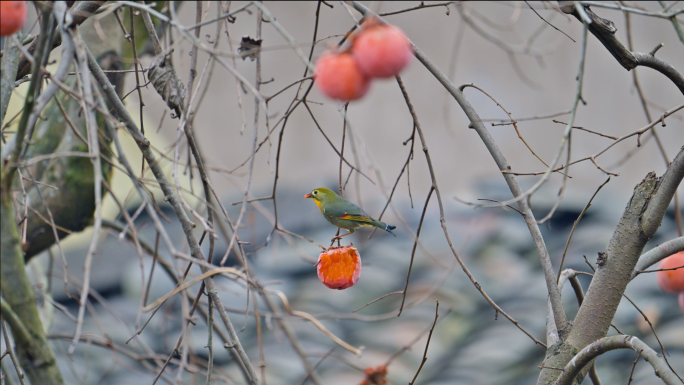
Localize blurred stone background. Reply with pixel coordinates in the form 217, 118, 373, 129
3, 1, 683, 384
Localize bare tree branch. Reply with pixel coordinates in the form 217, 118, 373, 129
632, 236, 684, 279
553, 335, 678, 385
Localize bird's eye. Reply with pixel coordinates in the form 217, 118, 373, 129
313, 190, 318, 195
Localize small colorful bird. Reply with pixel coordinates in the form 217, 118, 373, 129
305, 187, 396, 240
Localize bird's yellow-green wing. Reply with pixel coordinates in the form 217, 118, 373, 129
323, 201, 374, 223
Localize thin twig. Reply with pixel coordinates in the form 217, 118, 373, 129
627, 350, 642, 385
1, 321, 27, 385
475, 198, 525, 215
557, 177, 611, 282
379, 1, 456, 16
552, 120, 618, 140
524, 1, 575, 42
339, 103, 348, 196
637, 265, 684, 274
68, 24, 105, 356
621, 294, 681, 381
409, 301, 439, 385
252, 290, 266, 385
352, 291, 403, 313
384, 308, 453, 366
399, 187, 433, 316
206, 295, 214, 385
487, 109, 571, 124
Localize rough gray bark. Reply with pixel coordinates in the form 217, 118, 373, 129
1, 174, 64, 385
539, 147, 684, 384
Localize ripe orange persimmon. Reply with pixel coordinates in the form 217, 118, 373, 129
657, 251, 684, 293
0, 1, 27, 37
316, 246, 361, 290
352, 20, 412, 78
314, 51, 370, 101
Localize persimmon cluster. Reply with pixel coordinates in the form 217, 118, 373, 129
657, 251, 684, 311
314, 17, 412, 101
0, 1, 27, 37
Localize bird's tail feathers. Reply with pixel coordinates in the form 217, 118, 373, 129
385, 223, 396, 237
371, 220, 396, 237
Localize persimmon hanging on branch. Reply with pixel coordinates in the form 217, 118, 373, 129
316, 245, 362, 290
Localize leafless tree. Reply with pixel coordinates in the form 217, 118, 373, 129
1, 2, 682, 385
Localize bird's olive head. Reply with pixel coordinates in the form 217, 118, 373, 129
304, 187, 332, 201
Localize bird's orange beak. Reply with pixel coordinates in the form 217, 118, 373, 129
304, 193, 312, 198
